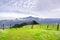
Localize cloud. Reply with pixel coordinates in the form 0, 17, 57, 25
0, 0, 60, 19
0, 0, 37, 11
0, 12, 31, 18
0, 12, 38, 20
35, 0, 60, 11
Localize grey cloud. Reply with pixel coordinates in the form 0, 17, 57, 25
0, 0, 60, 18
35, 0, 60, 11
0, 0, 37, 11
0, 0, 60, 12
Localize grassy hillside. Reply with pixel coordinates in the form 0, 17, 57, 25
0, 24, 60, 40
23, 24, 60, 30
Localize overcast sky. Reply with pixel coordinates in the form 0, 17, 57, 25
0, 0, 60, 20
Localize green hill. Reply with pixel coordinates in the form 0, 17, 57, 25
0, 24, 60, 40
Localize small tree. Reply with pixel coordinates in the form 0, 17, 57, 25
10, 24, 12, 29
47, 24, 49, 29
3, 24, 4, 30
57, 24, 59, 30
31, 20, 39, 29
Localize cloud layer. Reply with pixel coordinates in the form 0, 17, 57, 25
0, 0, 60, 19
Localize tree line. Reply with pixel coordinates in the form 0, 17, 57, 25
11, 20, 39, 28
1, 20, 60, 31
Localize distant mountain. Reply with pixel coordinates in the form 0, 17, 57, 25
0, 16, 60, 28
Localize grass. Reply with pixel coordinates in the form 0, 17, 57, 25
0, 24, 60, 40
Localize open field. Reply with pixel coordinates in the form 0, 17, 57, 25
23, 24, 60, 30
0, 24, 60, 40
